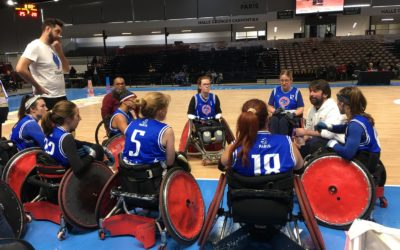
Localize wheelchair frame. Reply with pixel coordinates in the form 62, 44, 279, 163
95, 162, 205, 249
198, 172, 325, 250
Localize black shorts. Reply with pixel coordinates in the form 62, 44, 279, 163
42, 96, 68, 110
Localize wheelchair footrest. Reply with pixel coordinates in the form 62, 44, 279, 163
102, 214, 156, 249
24, 201, 61, 224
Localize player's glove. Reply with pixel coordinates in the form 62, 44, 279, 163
326, 139, 338, 149
83, 145, 97, 159
274, 107, 285, 115
285, 112, 295, 120
314, 121, 332, 131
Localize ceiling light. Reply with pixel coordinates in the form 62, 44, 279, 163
344, 4, 370, 8
381, 18, 394, 22
181, 29, 192, 33
274, 27, 278, 33
93, 33, 103, 37
121, 32, 131, 35
373, 5, 400, 8
7, 0, 16, 6
151, 31, 161, 34
244, 26, 255, 29
353, 22, 357, 29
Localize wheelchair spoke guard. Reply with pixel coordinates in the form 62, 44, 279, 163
103, 135, 125, 170
301, 154, 375, 229
59, 161, 113, 230
2, 147, 42, 202
160, 168, 205, 245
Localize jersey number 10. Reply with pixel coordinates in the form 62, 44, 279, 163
251, 153, 281, 175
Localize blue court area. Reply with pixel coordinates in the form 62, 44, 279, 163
22, 179, 400, 249
6, 82, 354, 112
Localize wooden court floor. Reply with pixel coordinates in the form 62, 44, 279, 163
3, 85, 400, 184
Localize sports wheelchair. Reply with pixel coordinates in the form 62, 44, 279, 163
1, 147, 113, 239
301, 151, 388, 229
95, 120, 109, 145
101, 134, 125, 171
179, 118, 234, 165
95, 154, 205, 248
269, 110, 303, 136
198, 168, 325, 249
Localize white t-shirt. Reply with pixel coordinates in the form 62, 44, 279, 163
21, 39, 66, 98
305, 98, 345, 143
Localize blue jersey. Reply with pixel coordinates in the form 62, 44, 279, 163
10, 115, 45, 151
44, 126, 70, 167
232, 131, 296, 176
194, 93, 217, 119
122, 118, 170, 165
109, 108, 134, 137
268, 86, 304, 111
346, 115, 381, 153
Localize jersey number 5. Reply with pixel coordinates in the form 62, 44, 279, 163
251, 153, 281, 174
128, 129, 146, 157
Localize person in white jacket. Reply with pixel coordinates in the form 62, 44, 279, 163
294, 79, 345, 157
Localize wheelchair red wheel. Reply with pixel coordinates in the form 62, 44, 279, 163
160, 168, 205, 245
59, 161, 113, 230
294, 175, 325, 250
103, 135, 125, 171
198, 173, 226, 248
1, 147, 42, 202
95, 172, 121, 223
301, 154, 375, 229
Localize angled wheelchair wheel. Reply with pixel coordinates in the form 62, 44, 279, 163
0, 239, 34, 250
58, 161, 113, 230
0, 181, 26, 239
301, 153, 375, 229
178, 121, 191, 154
160, 168, 205, 245
220, 117, 235, 144
95, 172, 122, 223
95, 120, 109, 145
198, 173, 226, 248
1, 147, 42, 202
102, 135, 125, 170
294, 175, 325, 250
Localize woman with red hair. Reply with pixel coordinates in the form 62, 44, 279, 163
220, 99, 303, 175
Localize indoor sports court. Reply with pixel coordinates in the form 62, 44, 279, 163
1, 0, 400, 249
2, 83, 400, 249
